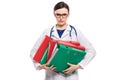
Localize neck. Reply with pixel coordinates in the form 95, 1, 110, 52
56, 23, 68, 30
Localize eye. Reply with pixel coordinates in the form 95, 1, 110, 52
62, 14, 67, 16
55, 13, 68, 18
56, 14, 61, 16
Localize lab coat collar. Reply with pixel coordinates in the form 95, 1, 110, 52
51, 24, 71, 39
52, 24, 71, 31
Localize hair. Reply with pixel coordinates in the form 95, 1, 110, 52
54, 1, 69, 13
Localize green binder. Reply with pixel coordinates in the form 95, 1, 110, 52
48, 44, 86, 73
40, 47, 48, 64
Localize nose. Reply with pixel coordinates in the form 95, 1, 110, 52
59, 16, 63, 19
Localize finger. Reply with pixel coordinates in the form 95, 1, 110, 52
40, 65, 45, 69
67, 62, 73, 66
45, 63, 49, 66
51, 67, 56, 71
65, 69, 74, 74
45, 65, 55, 70
49, 65, 55, 70
63, 68, 70, 72
65, 71, 72, 75
43, 66, 49, 70
49, 65, 54, 68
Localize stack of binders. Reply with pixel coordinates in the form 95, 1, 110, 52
33, 35, 86, 73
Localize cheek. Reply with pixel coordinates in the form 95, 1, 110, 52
56, 18, 60, 21
58, 18, 66, 22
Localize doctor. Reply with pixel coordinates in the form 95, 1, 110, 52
30, 1, 96, 80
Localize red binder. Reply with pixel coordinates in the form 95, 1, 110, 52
57, 40, 85, 50
47, 40, 57, 62
33, 35, 50, 62
58, 40, 80, 46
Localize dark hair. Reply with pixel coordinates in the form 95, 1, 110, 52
54, 1, 69, 12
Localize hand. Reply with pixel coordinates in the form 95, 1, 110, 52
37, 64, 56, 71
63, 63, 80, 74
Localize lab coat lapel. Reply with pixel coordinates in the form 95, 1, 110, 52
61, 25, 71, 39
51, 26, 60, 39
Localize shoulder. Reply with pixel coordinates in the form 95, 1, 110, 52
42, 27, 53, 36
69, 25, 83, 34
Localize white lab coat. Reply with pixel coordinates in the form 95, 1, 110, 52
30, 25, 96, 80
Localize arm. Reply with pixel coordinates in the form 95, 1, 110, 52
63, 29, 96, 74
30, 32, 46, 70
77, 29, 96, 69
30, 29, 55, 70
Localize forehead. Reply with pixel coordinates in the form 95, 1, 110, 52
54, 8, 69, 14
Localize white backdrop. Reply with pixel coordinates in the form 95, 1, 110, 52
0, 0, 120, 80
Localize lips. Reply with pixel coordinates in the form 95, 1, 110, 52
59, 20, 64, 23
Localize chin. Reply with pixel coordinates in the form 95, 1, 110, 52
58, 23, 66, 26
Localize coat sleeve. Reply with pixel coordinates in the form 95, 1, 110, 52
30, 29, 48, 70
76, 29, 96, 69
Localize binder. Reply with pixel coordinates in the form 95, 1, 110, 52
57, 40, 80, 46
47, 44, 86, 73
33, 35, 50, 62
47, 40, 57, 62
40, 47, 48, 64
57, 40, 85, 50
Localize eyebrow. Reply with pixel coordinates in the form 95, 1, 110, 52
55, 13, 68, 14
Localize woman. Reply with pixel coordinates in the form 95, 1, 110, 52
30, 1, 96, 80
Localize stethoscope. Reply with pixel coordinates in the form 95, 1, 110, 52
50, 25, 78, 40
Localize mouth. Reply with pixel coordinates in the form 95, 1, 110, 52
59, 20, 64, 23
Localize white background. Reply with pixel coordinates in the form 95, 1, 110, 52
0, 0, 120, 80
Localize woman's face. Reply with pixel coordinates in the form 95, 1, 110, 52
54, 8, 69, 26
